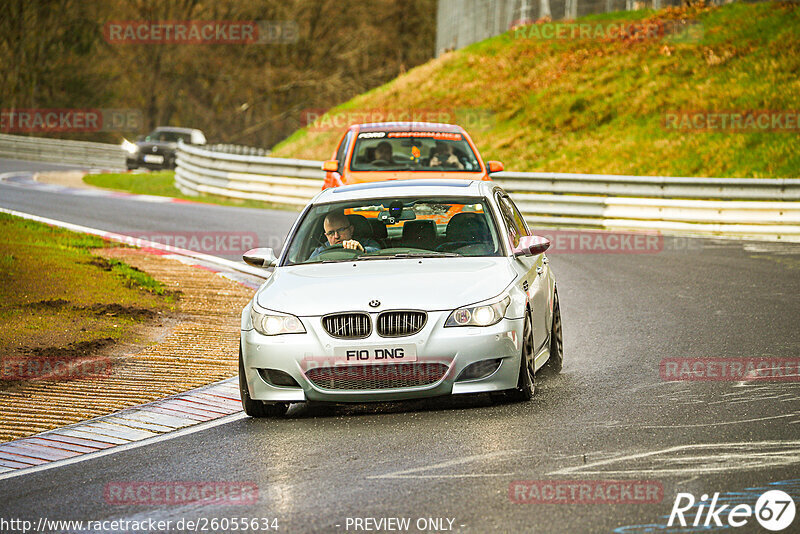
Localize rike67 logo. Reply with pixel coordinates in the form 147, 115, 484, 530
668, 490, 796, 531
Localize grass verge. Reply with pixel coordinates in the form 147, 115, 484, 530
0, 212, 178, 384
272, 2, 799, 178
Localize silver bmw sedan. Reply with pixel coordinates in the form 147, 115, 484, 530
239, 180, 562, 416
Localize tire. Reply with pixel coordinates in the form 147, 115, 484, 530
239, 344, 288, 418
496, 313, 535, 403
540, 289, 563, 376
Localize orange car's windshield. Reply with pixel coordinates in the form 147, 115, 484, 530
349, 132, 481, 172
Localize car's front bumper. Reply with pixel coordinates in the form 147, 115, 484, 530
126, 151, 175, 169
240, 310, 524, 403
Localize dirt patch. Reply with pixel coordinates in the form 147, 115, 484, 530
34, 170, 94, 189
19, 337, 117, 359
87, 257, 115, 271
85, 303, 158, 320
26, 298, 71, 310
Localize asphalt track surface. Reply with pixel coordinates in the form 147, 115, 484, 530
1, 159, 799, 533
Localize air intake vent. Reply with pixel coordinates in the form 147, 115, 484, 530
455, 358, 502, 382
305, 363, 448, 390
322, 313, 371, 339
377, 311, 427, 337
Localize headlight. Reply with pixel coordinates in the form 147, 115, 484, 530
251, 307, 305, 335
121, 139, 139, 155
445, 296, 511, 327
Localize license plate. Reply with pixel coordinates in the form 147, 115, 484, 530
333, 344, 417, 364
143, 154, 164, 164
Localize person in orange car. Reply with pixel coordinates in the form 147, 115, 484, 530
372, 141, 394, 165
430, 141, 464, 169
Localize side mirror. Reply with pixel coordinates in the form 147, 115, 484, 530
487, 161, 504, 173
322, 160, 339, 172
243, 248, 277, 268
514, 235, 550, 257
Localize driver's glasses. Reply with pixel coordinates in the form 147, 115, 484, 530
324, 225, 352, 238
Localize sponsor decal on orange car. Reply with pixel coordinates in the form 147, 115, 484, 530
386, 131, 463, 141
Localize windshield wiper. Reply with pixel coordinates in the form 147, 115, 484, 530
402, 252, 461, 258
356, 252, 461, 260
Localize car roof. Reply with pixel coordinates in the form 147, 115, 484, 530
313, 179, 495, 204
355, 122, 464, 133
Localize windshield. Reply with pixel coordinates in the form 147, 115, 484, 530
349, 131, 481, 172
283, 196, 501, 265
145, 130, 191, 143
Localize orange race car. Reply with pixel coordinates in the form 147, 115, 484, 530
321, 122, 504, 189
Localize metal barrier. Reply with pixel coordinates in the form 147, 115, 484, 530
175, 143, 800, 241
175, 142, 324, 206
0, 133, 125, 169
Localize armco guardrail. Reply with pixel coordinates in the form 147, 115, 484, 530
0, 133, 125, 169
495, 172, 800, 240
175, 145, 800, 241
175, 142, 323, 206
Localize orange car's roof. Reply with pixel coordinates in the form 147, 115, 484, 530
355, 122, 465, 133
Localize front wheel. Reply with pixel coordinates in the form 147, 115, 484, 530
239, 344, 288, 418
494, 314, 535, 403
540, 289, 563, 376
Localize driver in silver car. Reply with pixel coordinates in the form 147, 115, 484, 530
309, 211, 380, 259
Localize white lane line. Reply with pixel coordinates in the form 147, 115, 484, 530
0, 412, 247, 481
548, 440, 800, 477
633, 412, 800, 429
369, 450, 521, 479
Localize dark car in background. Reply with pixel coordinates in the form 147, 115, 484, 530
123, 126, 207, 170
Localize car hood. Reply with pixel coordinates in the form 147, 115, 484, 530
255, 257, 516, 316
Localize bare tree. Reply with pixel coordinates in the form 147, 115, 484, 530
565, 0, 578, 19
539, 0, 552, 19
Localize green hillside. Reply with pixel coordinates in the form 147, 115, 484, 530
273, 2, 800, 178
